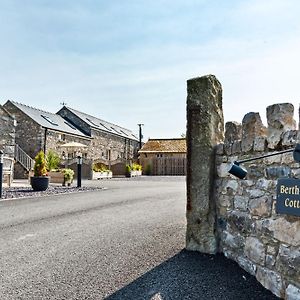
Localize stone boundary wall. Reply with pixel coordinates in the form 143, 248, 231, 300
215, 104, 300, 299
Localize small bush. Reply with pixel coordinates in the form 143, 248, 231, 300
46, 150, 60, 171
62, 168, 74, 181
34, 151, 48, 176
145, 164, 151, 175
125, 164, 131, 174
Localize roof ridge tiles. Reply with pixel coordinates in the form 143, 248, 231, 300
65, 106, 133, 132
10, 100, 56, 115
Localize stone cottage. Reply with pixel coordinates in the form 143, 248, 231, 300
3, 100, 140, 178
57, 106, 140, 175
3, 100, 92, 178
0, 105, 16, 157
138, 138, 186, 175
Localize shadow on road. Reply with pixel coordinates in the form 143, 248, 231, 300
107, 249, 277, 300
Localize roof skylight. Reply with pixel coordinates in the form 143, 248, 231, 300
111, 127, 121, 134
41, 115, 58, 126
86, 118, 100, 127
120, 130, 128, 136
100, 123, 112, 131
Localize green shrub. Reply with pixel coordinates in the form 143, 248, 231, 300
34, 151, 48, 176
46, 150, 60, 171
145, 164, 151, 175
62, 168, 74, 182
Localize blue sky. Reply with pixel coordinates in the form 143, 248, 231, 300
1, 0, 300, 139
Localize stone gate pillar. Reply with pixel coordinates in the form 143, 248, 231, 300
186, 75, 224, 254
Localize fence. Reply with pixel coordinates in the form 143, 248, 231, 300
152, 157, 186, 175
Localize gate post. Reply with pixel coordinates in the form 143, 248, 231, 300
186, 75, 224, 254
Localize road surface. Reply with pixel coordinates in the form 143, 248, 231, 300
0, 177, 276, 299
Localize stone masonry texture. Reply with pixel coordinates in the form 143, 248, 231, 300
187, 77, 300, 299
267, 103, 296, 150
0, 105, 15, 157
216, 103, 300, 299
186, 74, 224, 254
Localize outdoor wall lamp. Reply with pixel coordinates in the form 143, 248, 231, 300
228, 144, 300, 179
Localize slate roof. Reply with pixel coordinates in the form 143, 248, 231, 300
139, 138, 186, 153
62, 106, 139, 141
8, 101, 89, 138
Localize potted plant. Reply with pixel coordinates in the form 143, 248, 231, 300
30, 150, 50, 191
125, 163, 142, 177
62, 168, 74, 186
132, 163, 142, 176
92, 163, 112, 179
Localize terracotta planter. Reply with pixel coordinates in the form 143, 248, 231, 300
30, 176, 50, 191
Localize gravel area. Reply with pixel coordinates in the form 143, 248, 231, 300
108, 250, 278, 300
1, 185, 103, 200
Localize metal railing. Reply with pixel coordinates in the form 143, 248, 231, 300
14, 144, 34, 171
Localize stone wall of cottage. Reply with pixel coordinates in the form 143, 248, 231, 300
45, 129, 91, 158
0, 105, 15, 157
215, 103, 300, 299
90, 128, 139, 163
4, 101, 43, 157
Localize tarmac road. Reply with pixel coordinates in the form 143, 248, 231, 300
0, 177, 277, 300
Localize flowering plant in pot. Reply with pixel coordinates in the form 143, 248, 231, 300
30, 150, 50, 191
125, 163, 142, 177
92, 163, 112, 179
